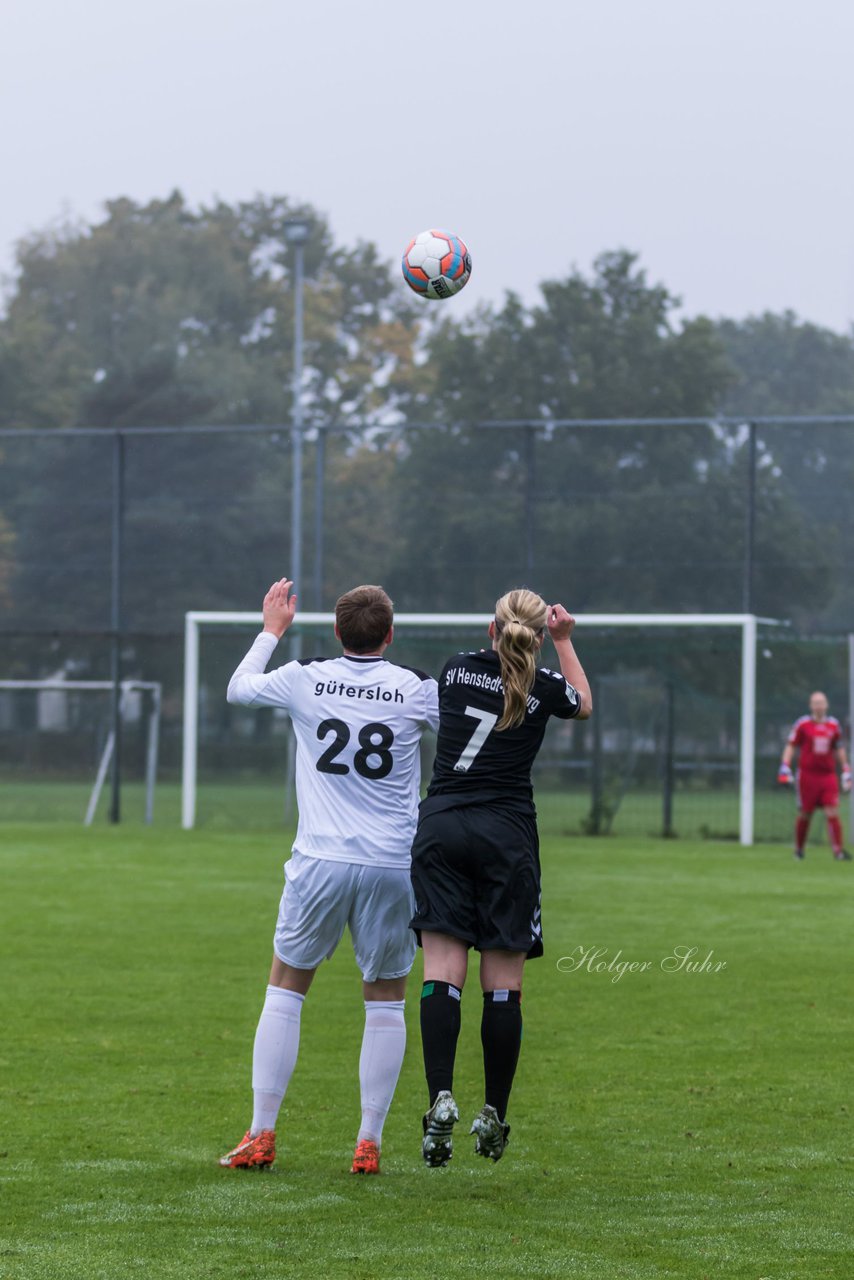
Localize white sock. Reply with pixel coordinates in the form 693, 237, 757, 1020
250, 985, 305, 1135
357, 999, 406, 1147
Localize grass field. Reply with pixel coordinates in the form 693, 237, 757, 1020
1, 811, 851, 1279
0, 776, 820, 845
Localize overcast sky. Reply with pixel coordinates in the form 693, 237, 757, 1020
2, 0, 853, 331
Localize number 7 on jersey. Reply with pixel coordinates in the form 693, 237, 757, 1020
453, 705, 499, 773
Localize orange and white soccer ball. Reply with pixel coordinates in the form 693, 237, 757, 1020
401, 229, 471, 300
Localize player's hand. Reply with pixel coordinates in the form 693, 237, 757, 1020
842, 769, 852, 794
263, 578, 297, 639
547, 604, 575, 642
777, 763, 793, 786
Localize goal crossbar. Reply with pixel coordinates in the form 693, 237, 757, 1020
182, 611, 778, 842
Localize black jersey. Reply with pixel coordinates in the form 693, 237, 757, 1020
423, 648, 581, 812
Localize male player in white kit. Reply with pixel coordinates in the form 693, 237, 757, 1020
219, 579, 439, 1174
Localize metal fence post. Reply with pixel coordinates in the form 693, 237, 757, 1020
109, 430, 125, 824
589, 675, 603, 834
524, 426, 536, 579
743, 422, 757, 614
662, 680, 676, 837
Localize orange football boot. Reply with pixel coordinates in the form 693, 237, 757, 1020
219, 1129, 276, 1169
350, 1139, 380, 1174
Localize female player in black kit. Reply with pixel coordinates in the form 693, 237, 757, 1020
410, 589, 592, 1166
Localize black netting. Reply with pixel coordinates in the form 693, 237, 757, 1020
1, 423, 852, 837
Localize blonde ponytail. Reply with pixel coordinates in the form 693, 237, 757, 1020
494, 589, 548, 730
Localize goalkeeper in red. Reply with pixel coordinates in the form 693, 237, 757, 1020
778, 691, 852, 860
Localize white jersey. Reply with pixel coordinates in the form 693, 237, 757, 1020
227, 632, 439, 869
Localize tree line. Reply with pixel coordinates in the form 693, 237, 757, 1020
1, 191, 853, 636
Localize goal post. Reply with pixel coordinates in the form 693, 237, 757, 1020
182, 610, 775, 843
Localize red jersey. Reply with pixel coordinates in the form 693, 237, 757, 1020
787, 716, 842, 774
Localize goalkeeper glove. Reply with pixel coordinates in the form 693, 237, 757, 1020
777, 763, 793, 786
842, 769, 852, 793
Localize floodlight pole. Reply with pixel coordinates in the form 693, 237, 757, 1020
284, 220, 311, 819
285, 220, 310, 595
314, 425, 326, 609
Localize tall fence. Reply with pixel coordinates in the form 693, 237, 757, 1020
1, 416, 853, 837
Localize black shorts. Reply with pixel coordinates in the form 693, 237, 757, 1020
409, 802, 544, 959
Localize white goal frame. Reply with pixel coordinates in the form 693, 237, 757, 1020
0, 678, 162, 825
182, 611, 775, 843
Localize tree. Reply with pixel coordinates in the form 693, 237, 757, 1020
0, 193, 420, 635
716, 312, 854, 417
0, 192, 417, 430
388, 252, 828, 623
715, 313, 854, 627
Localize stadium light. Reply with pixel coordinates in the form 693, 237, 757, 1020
283, 219, 311, 814
284, 218, 311, 594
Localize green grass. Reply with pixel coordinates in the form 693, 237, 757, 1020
1, 815, 851, 1279
0, 777, 815, 843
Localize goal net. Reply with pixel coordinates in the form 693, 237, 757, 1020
182, 612, 772, 844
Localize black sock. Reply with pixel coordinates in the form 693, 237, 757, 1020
420, 981, 462, 1105
481, 989, 522, 1121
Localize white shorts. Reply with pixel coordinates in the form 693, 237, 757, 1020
273, 852, 417, 982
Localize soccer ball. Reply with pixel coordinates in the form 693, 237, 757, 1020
402, 229, 471, 300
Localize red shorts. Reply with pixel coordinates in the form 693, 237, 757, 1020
796, 771, 839, 813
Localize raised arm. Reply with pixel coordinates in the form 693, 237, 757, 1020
546, 604, 592, 720
261, 578, 297, 640
226, 578, 298, 706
